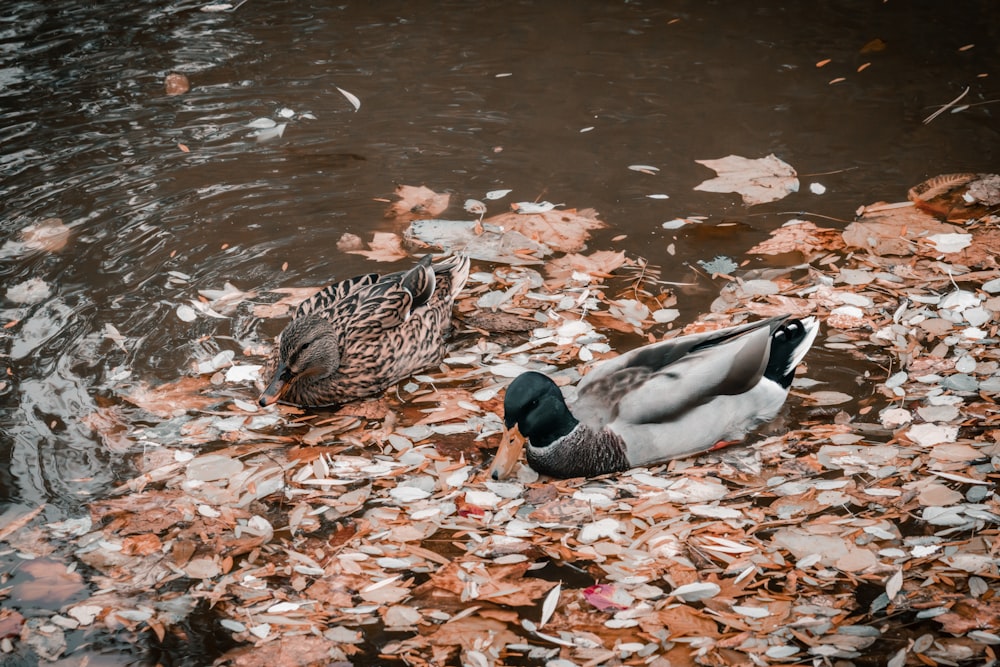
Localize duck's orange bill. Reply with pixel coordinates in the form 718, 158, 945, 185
488, 424, 525, 480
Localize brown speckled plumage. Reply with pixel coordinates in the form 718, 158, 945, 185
258, 254, 470, 407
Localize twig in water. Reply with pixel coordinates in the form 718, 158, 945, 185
923, 86, 970, 124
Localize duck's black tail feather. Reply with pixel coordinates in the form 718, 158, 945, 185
764, 317, 820, 388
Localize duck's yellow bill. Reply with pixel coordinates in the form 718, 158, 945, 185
488, 424, 525, 480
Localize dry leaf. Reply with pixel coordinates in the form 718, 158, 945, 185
385, 185, 450, 220
694, 154, 799, 205
747, 220, 845, 258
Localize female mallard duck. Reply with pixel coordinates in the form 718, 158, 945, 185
258, 253, 470, 407
501, 315, 819, 478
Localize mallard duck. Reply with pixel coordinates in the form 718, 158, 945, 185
500, 315, 819, 478
258, 254, 470, 407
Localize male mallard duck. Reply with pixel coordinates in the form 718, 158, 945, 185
501, 315, 819, 478
258, 254, 470, 407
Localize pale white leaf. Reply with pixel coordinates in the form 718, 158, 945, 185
690, 506, 744, 521
928, 233, 972, 253
246, 117, 276, 129
907, 423, 958, 447
911, 544, 941, 558
103, 323, 128, 351
337, 86, 361, 111
700, 535, 754, 552
512, 201, 562, 214
661, 219, 690, 229
224, 364, 262, 383
177, 303, 198, 322
389, 486, 431, 502
248, 623, 270, 639
885, 569, 903, 599
68, 605, 103, 626
252, 123, 286, 142
464, 199, 487, 215
732, 605, 770, 618
197, 504, 221, 518
7, 277, 52, 304
539, 582, 560, 629
672, 582, 720, 602
698, 255, 738, 275
485, 189, 512, 200
628, 164, 659, 173
766, 646, 799, 659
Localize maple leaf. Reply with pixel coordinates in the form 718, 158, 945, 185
694, 153, 799, 205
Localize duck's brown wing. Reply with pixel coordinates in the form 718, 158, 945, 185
294, 272, 380, 319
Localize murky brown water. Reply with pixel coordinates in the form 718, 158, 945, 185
1, 0, 998, 663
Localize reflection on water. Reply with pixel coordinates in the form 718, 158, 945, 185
0, 0, 997, 662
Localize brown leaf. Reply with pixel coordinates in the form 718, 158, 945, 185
164, 73, 190, 95
545, 249, 627, 280
119, 376, 220, 418
218, 636, 343, 667
80, 405, 133, 452
339, 231, 408, 262
121, 533, 163, 557
12, 558, 87, 606
747, 220, 845, 258
21, 218, 71, 253
486, 207, 606, 254
385, 184, 451, 221
842, 204, 956, 256
640, 605, 720, 638
0, 609, 25, 640
934, 598, 1000, 634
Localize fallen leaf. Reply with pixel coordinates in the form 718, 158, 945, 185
694, 154, 799, 205
385, 185, 450, 220
340, 231, 408, 262
336, 86, 361, 111
747, 220, 845, 257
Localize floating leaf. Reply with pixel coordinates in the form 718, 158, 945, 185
336, 86, 361, 111
694, 154, 799, 205
697, 255, 738, 275
6, 278, 52, 304
510, 201, 562, 214
539, 582, 560, 628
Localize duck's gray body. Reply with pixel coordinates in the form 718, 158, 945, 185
504, 316, 820, 478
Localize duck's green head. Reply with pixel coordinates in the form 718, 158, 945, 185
503, 371, 578, 448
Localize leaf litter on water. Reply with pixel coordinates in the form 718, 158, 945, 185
7, 173, 1000, 667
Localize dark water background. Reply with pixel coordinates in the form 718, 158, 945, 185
1, 0, 998, 664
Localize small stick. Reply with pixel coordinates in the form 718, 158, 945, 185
923, 86, 970, 124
